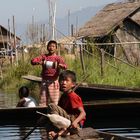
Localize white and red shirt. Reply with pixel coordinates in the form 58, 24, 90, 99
31, 54, 67, 80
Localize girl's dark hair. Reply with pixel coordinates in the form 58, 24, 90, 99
19, 86, 29, 98
47, 40, 57, 49
59, 70, 76, 83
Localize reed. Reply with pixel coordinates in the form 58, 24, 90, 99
0, 48, 140, 92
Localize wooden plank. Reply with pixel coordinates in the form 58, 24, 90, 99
21, 75, 140, 93
57, 127, 134, 140
22, 75, 42, 82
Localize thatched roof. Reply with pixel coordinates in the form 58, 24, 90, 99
57, 36, 76, 44
0, 25, 21, 43
130, 10, 140, 25
78, 2, 140, 38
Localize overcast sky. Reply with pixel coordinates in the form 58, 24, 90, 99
0, 0, 117, 26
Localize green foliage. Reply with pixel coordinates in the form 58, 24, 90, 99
64, 53, 140, 88
1, 47, 140, 92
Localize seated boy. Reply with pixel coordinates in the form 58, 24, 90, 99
16, 86, 37, 107
47, 70, 86, 139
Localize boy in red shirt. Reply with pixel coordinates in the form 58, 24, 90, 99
31, 40, 67, 106
47, 70, 86, 139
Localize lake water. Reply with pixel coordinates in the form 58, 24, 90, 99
0, 91, 140, 139
0, 90, 18, 108
0, 125, 50, 140
1, 125, 140, 140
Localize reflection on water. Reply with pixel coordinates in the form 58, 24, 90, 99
0, 91, 18, 108
0, 91, 48, 139
0, 91, 140, 139
0, 125, 45, 140
0, 125, 140, 140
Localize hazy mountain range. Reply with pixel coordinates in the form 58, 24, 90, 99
56, 5, 103, 37
16, 5, 103, 44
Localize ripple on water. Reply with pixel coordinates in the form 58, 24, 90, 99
0, 125, 43, 140
0, 125, 140, 140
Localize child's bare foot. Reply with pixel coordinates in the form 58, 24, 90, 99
48, 131, 57, 139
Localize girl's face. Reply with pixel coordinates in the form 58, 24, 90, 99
47, 43, 57, 54
59, 77, 75, 93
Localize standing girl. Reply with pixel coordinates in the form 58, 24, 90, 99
31, 40, 67, 106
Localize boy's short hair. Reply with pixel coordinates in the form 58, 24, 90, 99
47, 40, 57, 49
19, 86, 29, 98
59, 70, 76, 83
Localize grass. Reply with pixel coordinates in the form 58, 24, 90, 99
0, 47, 140, 93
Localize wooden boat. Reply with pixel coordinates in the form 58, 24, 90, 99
0, 107, 138, 140
0, 103, 140, 128
23, 75, 140, 118
22, 75, 140, 97
1, 76, 139, 126
48, 127, 135, 140
1, 74, 136, 139
21, 126, 135, 140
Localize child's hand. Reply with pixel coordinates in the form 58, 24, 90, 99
58, 63, 66, 69
48, 131, 57, 139
71, 121, 78, 128
38, 61, 43, 65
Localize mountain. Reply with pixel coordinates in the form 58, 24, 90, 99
56, 6, 103, 37
16, 5, 103, 44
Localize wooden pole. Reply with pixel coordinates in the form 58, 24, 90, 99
0, 61, 3, 79
13, 15, 18, 65
75, 16, 78, 36
8, 19, 13, 65
71, 24, 74, 37
8, 19, 11, 42
68, 9, 70, 36
100, 48, 105, 77
79, 44, 86, 74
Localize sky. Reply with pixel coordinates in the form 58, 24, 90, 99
0, 0, 117, 26
0, 0, 119, 43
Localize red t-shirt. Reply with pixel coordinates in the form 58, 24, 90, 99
31, 54, 67, 80
58, 91, 86, 126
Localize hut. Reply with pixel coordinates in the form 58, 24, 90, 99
57, 36, 76, 54
78, 1, 140, 65
0, 25, 21, 57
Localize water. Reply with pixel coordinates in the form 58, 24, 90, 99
0, 91, 18, 108
0, 125, 140, 140
0, 125, 47, 140
0, 91, 140, 139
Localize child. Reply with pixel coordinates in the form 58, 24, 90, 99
31, 40, 67, 106
47, 70, 86, 139
16, 86, 37, 107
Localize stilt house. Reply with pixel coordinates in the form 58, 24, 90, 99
78, 2, 140, 65
0, 25, 21, 57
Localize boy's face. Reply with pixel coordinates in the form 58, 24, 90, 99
59, 77, 75, 93
47, 43, 57, 54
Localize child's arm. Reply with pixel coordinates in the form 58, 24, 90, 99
31, 55, 44, 65
58, 63, 67, 69
57, 56, 67, 69
71, 107, 86, 128
16, 98, 26, 107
